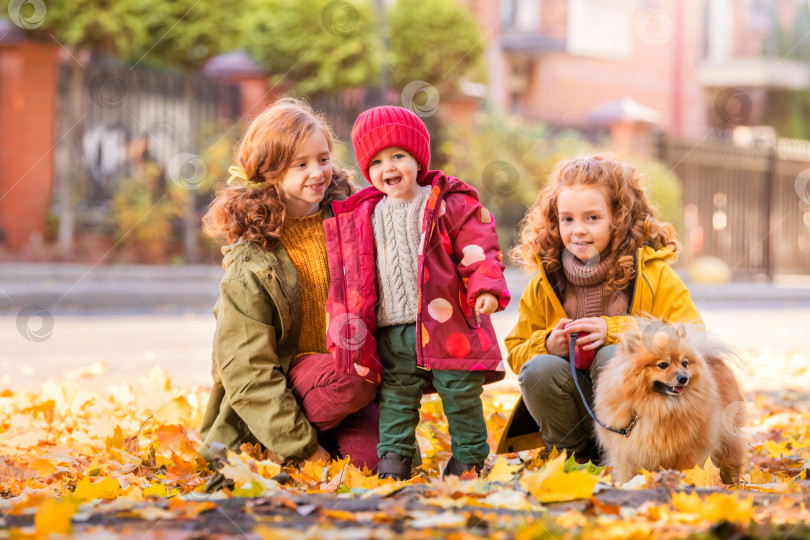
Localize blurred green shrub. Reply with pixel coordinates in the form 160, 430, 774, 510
388, 0, 486, 92
635, 159, 684, 241
110, 163, 180, 262
108, 124, 239, 262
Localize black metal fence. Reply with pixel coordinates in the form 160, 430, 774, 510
659, 134, 810, 277
53, 59, 240, 232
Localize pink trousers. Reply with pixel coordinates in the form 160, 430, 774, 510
288, 353, 380, 471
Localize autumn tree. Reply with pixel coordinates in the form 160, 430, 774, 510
240, 0, 380, 97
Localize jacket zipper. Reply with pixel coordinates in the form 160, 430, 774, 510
334, 214, 352, 374
268, 264, 295, 352
415, 198, 435, 371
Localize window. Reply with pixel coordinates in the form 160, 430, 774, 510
567, 0, 633, 60
706, 0, 733, 61
502, 0, 540, 31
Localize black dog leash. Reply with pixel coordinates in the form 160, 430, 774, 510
569, 332, 638, 437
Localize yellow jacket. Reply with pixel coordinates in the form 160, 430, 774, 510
496, 246, 703, 453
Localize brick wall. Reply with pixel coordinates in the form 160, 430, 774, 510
0, 40, 59, 252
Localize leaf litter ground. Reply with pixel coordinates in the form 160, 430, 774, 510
1, 348, 810, 539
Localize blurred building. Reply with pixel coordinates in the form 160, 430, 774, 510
463, 0, 810, 139
458, 0, 810, 277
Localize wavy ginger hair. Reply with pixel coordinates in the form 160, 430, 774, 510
202, 98, 355, 250
512, 154, 679, 292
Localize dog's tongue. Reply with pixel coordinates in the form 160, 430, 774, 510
673, 386, 684, 394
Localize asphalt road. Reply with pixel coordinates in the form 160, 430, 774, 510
2, 304, 808, 393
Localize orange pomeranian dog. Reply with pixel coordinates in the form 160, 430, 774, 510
593, 318, 747, 484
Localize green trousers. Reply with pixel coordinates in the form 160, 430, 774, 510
518, 345, 618, 455
376, 324, 489, 465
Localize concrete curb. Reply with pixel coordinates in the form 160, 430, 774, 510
2, 264, 810, 313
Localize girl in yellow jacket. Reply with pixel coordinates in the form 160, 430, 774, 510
496, 154, 702, 459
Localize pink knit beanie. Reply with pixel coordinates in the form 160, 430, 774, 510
351, 106, 431, 182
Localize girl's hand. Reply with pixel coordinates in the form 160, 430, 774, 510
307, 444, 331, 463
546, 318, 572, 357
564, 317, 608, 351
474, 292, 499, 315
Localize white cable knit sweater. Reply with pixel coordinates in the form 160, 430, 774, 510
371, 186, 431, 327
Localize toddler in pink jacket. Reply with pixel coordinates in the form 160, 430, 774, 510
323, 106, 510, 479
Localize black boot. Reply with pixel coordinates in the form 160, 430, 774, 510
377, 452, 412, 480
574, 439, 603, 465
442, 456, 484, 477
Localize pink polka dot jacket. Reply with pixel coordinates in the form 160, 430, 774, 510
323, 170, 511, 387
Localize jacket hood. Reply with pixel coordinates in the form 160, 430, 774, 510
220, 242, 243, 270
641, 245, 677, 262
332, 170, 479, 215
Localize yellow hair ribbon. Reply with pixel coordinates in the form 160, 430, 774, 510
227, 164, 268, 189
227, 165, 249, 185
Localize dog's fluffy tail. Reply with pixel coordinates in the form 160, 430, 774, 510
684, 325, 747, 377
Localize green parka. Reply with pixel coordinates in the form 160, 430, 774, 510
199, 228, 323, 462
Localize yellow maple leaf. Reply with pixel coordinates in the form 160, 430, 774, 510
256, 460, 282, 480
142, 483, 169, 498
345, 466, 380, 490
520, 453, 598, 503
30, 458, 58, 477
218, 456, 278, 495
294, 460, 326, 485
672, 491, 754, 524
34, 497, 78, 536
323, 461, 349, 492
73, 475, 122, 501
764, 440, 788, 458
682, 457, 722, 487
327, 456, 352, 478
749, 468, 776, 484
487, 457, 522, 483
153, 395, 193, 425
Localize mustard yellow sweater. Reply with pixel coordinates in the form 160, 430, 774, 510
280, 210, 329, 357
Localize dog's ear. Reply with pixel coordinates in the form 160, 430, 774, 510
676, 323, 688, 340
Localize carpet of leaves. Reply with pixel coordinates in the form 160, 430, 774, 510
1, 350, 810, 539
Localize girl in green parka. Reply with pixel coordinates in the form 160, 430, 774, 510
199, 98, 380, 469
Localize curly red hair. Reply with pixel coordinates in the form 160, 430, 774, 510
202, 98, 355, 250
512, 153, 679, 292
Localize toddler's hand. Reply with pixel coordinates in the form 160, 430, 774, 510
564, 317, 608, 351
474, 292, 499, 315
546, 318, 572, 357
